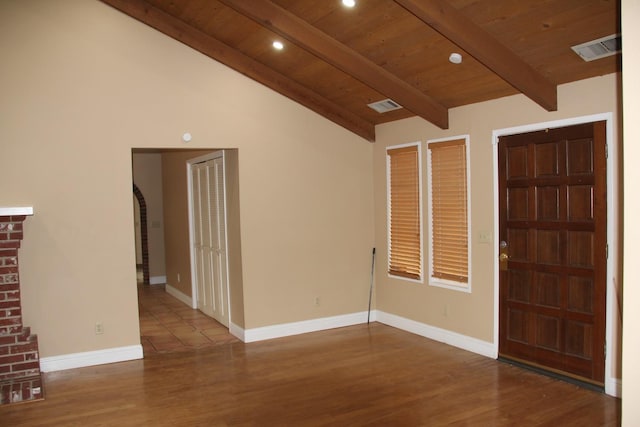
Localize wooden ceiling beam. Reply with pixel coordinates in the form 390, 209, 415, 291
218, 0, 449, 129
394, 0, 557, 112
99, 0, 376, 141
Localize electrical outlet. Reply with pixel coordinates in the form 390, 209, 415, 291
314, 297, 320, 307
95, 322, 104, 335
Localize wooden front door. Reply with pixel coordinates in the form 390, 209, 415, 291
498, 121, 607, 385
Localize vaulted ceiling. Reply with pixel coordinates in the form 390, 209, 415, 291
100, 0, 620, 141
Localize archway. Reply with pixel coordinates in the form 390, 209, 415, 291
133, 183, 150, 285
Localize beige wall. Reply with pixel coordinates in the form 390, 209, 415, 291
622, 0, 639, 423
223, 149, 245, 328
374, 74, 621, 370
161, 149, 212, 296
0, 0, 373, 356
132, 152, 166, 281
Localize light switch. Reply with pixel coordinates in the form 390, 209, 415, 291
479, 230, 492, 244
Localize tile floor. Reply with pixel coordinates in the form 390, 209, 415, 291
137, 282, 239, 354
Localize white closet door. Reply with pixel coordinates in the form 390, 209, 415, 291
192, 163, 214, 317
208, 157, 229, 326
190, 154, 229, 326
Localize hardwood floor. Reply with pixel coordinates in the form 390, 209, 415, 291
0, 323, 620, 426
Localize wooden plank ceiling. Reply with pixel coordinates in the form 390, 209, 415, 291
100, 0, 620, 141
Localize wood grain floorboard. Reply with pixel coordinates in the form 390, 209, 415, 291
0, 323, 620, 426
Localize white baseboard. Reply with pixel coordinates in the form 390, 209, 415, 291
149, 275, 167, 285
165, 284, 193, 307
606, 377, 622, 398
377, 311, 622, 397
237, 310, 494, 362
229, 321, 245, 341
376, 311, 496, 359
241, 310, 376, 343
39, 345, 143, 372
36, 310, 619, 398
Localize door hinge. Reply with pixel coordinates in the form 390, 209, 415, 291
604, 340, 607, 357
605, 143, 609, 159
606, 244, 609, 259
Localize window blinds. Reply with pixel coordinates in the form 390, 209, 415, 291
428, 139, 468, 283
387, 145, 422, 280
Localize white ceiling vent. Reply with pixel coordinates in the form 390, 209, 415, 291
571, 34, 621, 62
367, 98, 403, 113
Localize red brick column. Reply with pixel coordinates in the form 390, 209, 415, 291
0, 215, 43, 405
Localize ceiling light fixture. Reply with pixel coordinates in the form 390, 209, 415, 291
342, 0, 356, 8
449, 53, 462, 64
272, 41, 284, 50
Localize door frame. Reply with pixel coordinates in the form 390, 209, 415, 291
491, 113, 620, 397
186, 150, 232, 327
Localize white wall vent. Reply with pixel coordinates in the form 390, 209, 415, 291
571, 34, 621, 62
367, 98, 403, 113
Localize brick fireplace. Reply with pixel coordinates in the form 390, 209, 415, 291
0, 207, 43, 405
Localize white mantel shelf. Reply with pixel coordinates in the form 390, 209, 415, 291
0, 207, 34, 216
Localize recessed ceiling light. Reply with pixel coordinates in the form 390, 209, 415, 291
273, 41, 284, 50
342, 0, 356, 8
449, 52, 462, 64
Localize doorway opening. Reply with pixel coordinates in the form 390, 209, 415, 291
131, 148, 242, 355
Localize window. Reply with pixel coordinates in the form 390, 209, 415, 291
427, 137, 470, 290
386, 143, 423, 281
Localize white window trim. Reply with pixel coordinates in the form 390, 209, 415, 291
386, 141, 424, 284
426, 135, 472, 293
